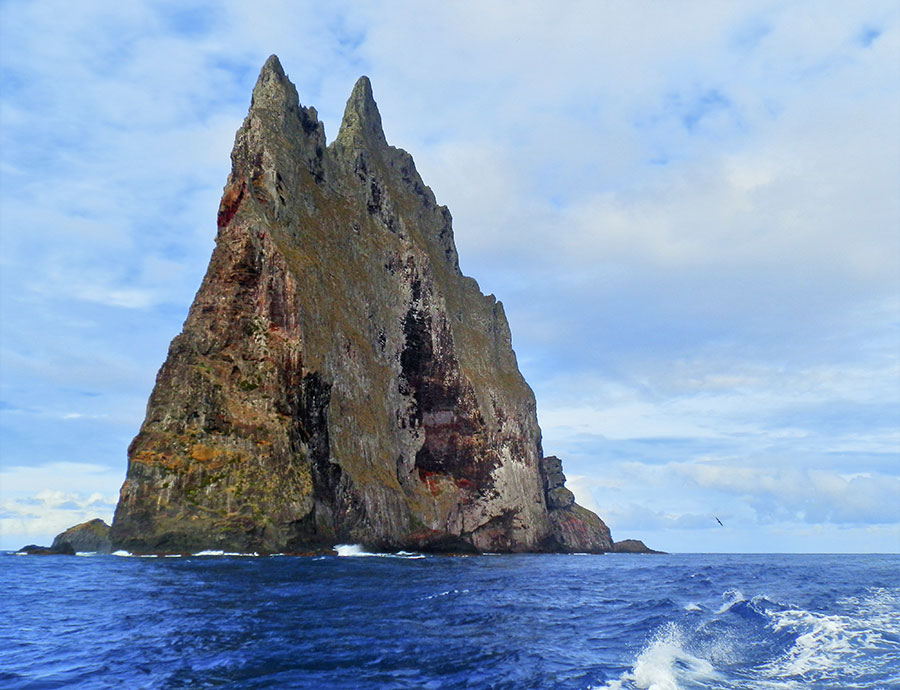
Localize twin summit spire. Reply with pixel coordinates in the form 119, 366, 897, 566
109, 55, 618, 555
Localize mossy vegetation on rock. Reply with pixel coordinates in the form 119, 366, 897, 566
110, 56, 613, 554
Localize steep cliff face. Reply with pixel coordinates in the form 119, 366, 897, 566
110, 56, 612, 554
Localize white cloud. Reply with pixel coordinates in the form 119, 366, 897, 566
600, 503, 717, 532
676, 463, 900, 525
564, 474, 624, 515
593, 459, 900, 528
0, 462, 122, 549
0, 461, 123, 495
538, 351, 900, 462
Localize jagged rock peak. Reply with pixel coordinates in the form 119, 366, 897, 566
540, 455, 576, 510
250, 54, 301, 114
337, 75, 387, 149
261, 53, 285, 79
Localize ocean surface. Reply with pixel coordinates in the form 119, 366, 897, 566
1, 550, 898, 689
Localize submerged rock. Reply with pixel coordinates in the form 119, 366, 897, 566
52, 518, 112, 553
110, 56, 613, 555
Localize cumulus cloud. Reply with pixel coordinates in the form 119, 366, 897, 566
597, 502, 716, 532
563, 474, 625, 515
676, 463, 900, 525
1, 490, 116, 544
0, 462, 121, 549
590, 459, 900, 529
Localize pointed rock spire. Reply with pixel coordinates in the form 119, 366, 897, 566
234, 55, 325, 192
250, 54, 300, 114
336, 76, 387, 150
261, 54, 285, 79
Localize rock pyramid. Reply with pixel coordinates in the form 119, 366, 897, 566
110, 56, 612, 554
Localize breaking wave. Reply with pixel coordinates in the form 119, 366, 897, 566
334, 544, 425, 559
596, 622, 720, 690
334, 544, 376, 557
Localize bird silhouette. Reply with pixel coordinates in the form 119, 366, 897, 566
715, 516, 724, 527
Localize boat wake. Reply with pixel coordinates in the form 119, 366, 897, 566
594, 586, 900, 689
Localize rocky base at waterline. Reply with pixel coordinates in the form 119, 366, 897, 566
17, 515, 659, 556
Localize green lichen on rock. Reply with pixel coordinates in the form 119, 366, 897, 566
110, 55, 613, 554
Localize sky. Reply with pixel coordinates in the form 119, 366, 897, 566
0, 0, 898, 553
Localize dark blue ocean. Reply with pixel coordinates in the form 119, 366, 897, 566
1, 550, 898, 689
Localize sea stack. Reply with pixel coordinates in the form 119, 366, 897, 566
110, 56, 612, 554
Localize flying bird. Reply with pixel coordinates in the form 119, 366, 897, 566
715, 517, 725, 527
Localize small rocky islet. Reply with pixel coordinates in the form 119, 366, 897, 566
19, 518, 111, 555
25, 56, 658, 557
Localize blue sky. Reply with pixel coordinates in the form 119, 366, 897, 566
1, 1, 898, 552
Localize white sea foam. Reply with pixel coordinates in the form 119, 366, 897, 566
194, 550, 226, 556
594, 623, 720, 690
75, 551, 98, 557
634, 624, 719, 690
761, 586, 900, 682
837, 586, 900, 637
424, 589, 469, 600
684, 602, 702, 612
594, 585, 900, 690
334, 544, 424, 558
716, 588, 746, 614
111, 550, 133, 557
335, 544, 378, 557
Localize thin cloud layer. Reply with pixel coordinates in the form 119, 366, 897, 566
0, 1, 897, 551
